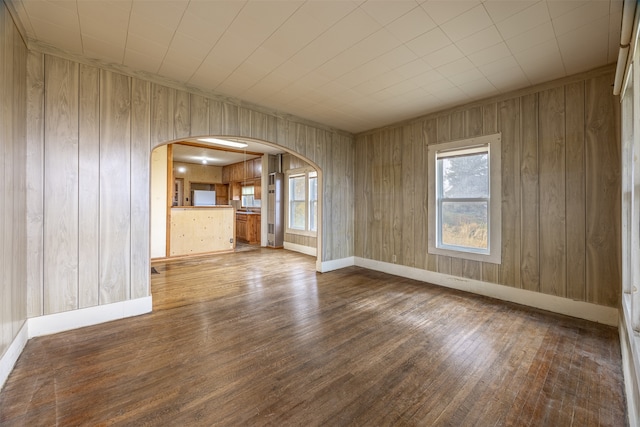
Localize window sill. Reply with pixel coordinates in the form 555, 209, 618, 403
427, 246, 501, 264
285, 229, 317, 238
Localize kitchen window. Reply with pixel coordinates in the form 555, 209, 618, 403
242, 185, 261, 208
287, 170, 317, 235
428, 133, 501, 264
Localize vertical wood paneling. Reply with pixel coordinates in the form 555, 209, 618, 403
222, 103, 239, 136
323, 133, 335, 260
43, 56, 79, 314
189, 94, 209, 137
12, 22, 27, 332
565, 82, 586, 301
498, 98, 521, 288
26, 51, 44, 318
401, 124, 415, 267
363, 135, 374, 260
173, 90, 190, 139
251, 110, 277, 143
481, 103, 500, 283
131, 78, 151, 300
465, 107, 483, 138
381, 130, 392, 262
322, 134, 335, 261
0, 7, 27, 349
391, 129, 402, 264
585, 74, 620, 306
78, 64, 100, 308
371, 133, 382, 261
0, 0, 8, 355
99, 70, 131, 304
354, 137, 366, 257
423, 120, 436, 272
209, 100, 223, 135
344, 133, 355, 259
1, 5, 12, 350
538, 87, 566, 297
239, 107, 251, 137
520, 93, 540, 292
331, 135, 345, 258
150, 84, 174, 147
0, 4, 28, 355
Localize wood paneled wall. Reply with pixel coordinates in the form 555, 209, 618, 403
0, 2, 28, 358
354, 68, 621, 308
26, 53, 354, 316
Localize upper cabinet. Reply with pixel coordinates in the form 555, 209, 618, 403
222, 157, 263, 184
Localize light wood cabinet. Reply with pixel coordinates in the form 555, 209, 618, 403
254, 178, 262, 200
254, 158, 262, 177
222, 157, 263, 184
214, 184, 228, 205
230, 181, 241, 201
236, 213, 260, 244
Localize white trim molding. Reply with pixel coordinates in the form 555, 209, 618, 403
284, 241, 317, 257
621, 295, 640, 426
28, 296, 153, 338
0, 321, 29, 391
319, 256, 355, 273
355, 257, 618, 326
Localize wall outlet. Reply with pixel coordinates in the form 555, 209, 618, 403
392, 254, 397, 263
230, 238, 234, 243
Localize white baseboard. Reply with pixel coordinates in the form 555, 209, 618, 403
319, 256, 355, 273
284, 241, 317, 257
28, 296, 153, 338
355, 257, 619, 326
621, 296, 640, 426
0, 321, 28, 391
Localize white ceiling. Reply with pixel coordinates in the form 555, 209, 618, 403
8, 0, 622, 134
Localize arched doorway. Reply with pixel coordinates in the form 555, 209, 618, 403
149, 136, 323, 269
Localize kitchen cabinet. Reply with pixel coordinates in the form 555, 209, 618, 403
236, 212, 261, 245
214, 184, 228, 205
254, 178, 262, 200
230, 181, 241, 201
222, 157, 263, 184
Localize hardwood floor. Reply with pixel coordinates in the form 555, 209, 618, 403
0, 249, 627, 426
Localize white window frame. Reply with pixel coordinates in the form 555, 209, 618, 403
241, 185, 260, 208
285, 168, 317, 237
428, 133, 502, 264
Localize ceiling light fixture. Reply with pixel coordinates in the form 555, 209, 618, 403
202, 159, 208, 164
197, 137, 248, 148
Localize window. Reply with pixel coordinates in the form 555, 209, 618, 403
287, 170, 318, 235
428, 133, 501, 264
242, 185, 261, 208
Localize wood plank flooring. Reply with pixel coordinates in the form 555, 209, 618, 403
0, 249, 627, 426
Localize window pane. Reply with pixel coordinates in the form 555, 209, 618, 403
441, 201, 488, 250
290, 176, 306, 201
440, 153, 488, 198
290, 201, 305, 229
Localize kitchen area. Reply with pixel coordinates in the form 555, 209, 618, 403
151, 139, 284, 260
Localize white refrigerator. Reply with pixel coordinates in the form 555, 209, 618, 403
192, 190, 216, 206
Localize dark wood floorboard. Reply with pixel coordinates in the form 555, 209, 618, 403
0, 248, 627, 426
